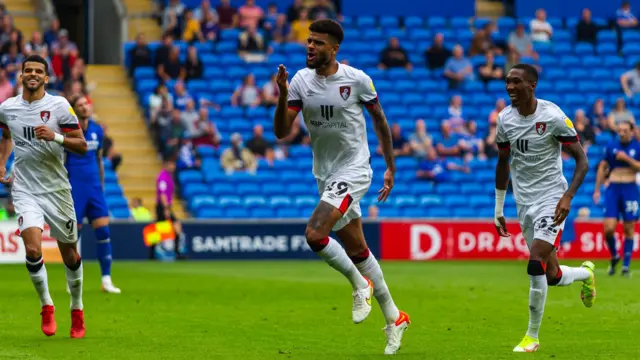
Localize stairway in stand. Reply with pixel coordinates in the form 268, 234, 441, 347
122, 0, 163, 41
6, 0, 39, 38
86, 65, 187, 218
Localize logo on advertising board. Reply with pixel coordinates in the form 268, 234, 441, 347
558, 221, 639, 259
191, 234, 312, 254
380, 221, 530, 260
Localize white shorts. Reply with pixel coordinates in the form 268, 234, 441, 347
517, 197, 565, 249
13, 189, 78, 243
316, 168, 372, 231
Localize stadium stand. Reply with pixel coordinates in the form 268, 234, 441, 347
127, 1, 634, 221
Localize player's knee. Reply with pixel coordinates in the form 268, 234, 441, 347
94, 225, 110, 241
547, 268, 562, 286
527, 259, 546, 276
305, 227, 329, 252
24, 243, 42, 259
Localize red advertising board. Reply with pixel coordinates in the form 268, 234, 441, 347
559, 221, 639, 259
380, 220, 640, 260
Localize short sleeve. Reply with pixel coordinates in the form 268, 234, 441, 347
357, 71, 378, 109
495, 115, 510, 149
287, 73, 303, 112
552, 112, 579, 144
56, 98, 80, 133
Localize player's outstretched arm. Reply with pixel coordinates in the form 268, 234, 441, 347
494, 146, 510, 236
366, 102, 396, 202
563, 142, 589, 199
273, 64, 299, 139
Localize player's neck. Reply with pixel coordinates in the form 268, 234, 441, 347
22, 89, 46, 103
80, 119, 89, 131
315, 60, 339, 77
517, 97, 538, 117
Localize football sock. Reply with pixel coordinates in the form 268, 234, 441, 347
94, 226, 112, 277
605, 234, 618, 260
26, 256, 53, 307
353, 250, 400, 325
312, 236, 368, 290
554, 265, 591, 286
65, 257, 83, 310
623, 238, 634, 269
526, 260, 547, 339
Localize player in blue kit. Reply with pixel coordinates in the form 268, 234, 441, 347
593, 120, 640, 277
65, 95, 121, 293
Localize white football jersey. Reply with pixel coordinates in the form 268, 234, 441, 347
496, 99, 579, 205
0, 93, 80, 195
287, 63, 377, 180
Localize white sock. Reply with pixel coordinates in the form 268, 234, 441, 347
316, 237, 368, 290
65, 258, 84, 310
26, 257, 54, 307
526, 275, 547, 339
354, 252, 400, 325
557, 265, 591, 286
101, 275, 112, 284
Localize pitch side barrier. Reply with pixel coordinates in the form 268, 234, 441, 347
0, 219, 636, 263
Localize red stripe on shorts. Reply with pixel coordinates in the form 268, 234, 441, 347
338, 194, 353, 214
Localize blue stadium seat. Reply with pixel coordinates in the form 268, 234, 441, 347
110, 208, 131, 219
197, 208, 223, 218
183, 183, 209, 199
104, 183, 123, 196
190, 196, 216, 213
106, 197, 128, 209
276, 208, 300, 218
405, 16, 423, 28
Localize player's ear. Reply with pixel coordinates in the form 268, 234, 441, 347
44, 74, 49, 85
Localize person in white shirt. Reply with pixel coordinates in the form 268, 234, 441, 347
494, 64, 595, 353
0, 55, 88, 338
273, 19, 409, 355
529, 9, 553, 42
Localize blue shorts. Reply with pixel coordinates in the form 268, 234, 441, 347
604, 182, 640, 221
71, 182, 109, 224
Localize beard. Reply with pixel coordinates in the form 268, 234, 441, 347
22, 77, 45, 92
306, 52, 330, 69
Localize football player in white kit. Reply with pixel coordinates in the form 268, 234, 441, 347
0, 55, 88, 338
493, 64, 596, 352
273, 20, 409, 355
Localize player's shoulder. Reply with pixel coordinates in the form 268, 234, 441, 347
497, 105, 515, 123
292, 67, 314, 81
0, 95, 24, 110
537, 99, 565, 119
46, 93, 72, 108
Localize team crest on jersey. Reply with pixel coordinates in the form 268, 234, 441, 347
339, 86, 351, 101
535, 122, 546, 135
40, 111, 50, 123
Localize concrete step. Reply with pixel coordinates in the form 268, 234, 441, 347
123, 0, 155, 14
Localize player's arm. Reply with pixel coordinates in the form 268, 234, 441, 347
494, 119, 510, 236
563, 142, 589, 198
36, 101, 87, 154
0, 125, 12, 168
593, 159, 608, 203
273, 65, 300, 139
97, 148, 105, 187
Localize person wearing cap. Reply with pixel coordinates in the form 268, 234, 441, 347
220, 132, 257, 174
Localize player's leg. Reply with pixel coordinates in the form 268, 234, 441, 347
603, 185, 621, 275
86, 188, 121, 291
545, 250, 595, 307
172, 216, 187, 259
621, 220, 635, 276
620, 187, 639, 276
337, 218, 409, 355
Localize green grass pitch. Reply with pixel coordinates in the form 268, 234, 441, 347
1, 260, 639, 359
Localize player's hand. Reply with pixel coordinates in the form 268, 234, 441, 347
592, 190, 601, 204
377, 169, 394, 203
34, 125, 54, 141
553, 194, 572, 226
276, 64, 289, 93
616, 151, 631, 163
494, 216, 510, 237
0, 167, 10, 185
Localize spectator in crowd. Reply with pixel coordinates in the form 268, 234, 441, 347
268, 14, 290, 44
0, 16, 22, 47
246, 124, 272, 157
530, 8, 553, 42
182, 9, 204, 43
447, 95, 467, 134
180, 99, 200, 136
155, 33, 174, 67
484, 125, 499, 158
63, 80, 85, 101
309, 0, 336, 20
477, 51, 504, 84
574, 109, 596, 149
616, 1, 638, 29
620, 62, 640, 98
0, 30, 21, 55
185, 46, 203, 81
130, 198, 153, 222
232, 73, 261, 107
262, 3, 280, 31
238, 0, 264, 29
289, 8, 311, 45
508, 24, 537, 58
194, 0, 218, 22
367, 205, 379, 219
444, 45, 474, 89
216, 0, 238, 29
24, 31, 47, 54
151, 97, 174, 148
277, 116, 310, 145
149, 83, 174, 120
157, 46, 185, 82
425, 33, 451, 70
201, 9, 219, 42
161, 109, 186, 159
417, 147, 470, 182
436, 121, 462, 157
459, 121, 485, 160
221, 133, 257, 175
173, 81, 194, 110
51, 28, 77, 54
287, 0, 305, 23
43, 18, 60, 46
162, 0, 186, 37
238, 23, 269, 61
608, 98, 636, 129
262, 73, 280, 106
409, 119, 433, 159
470, 25, 501, 56
1, 44, 23, 79
176, 139, 201, 170
489, 98, 506, 126
378, 37, 412, 71
576, 8, 599, 44
128, 32, 152, 77
196, 107, 221, 147
589, 98, 610, 133
378, 123, 411, 157
101, 124, 123, 171
0, 69, 13, 103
